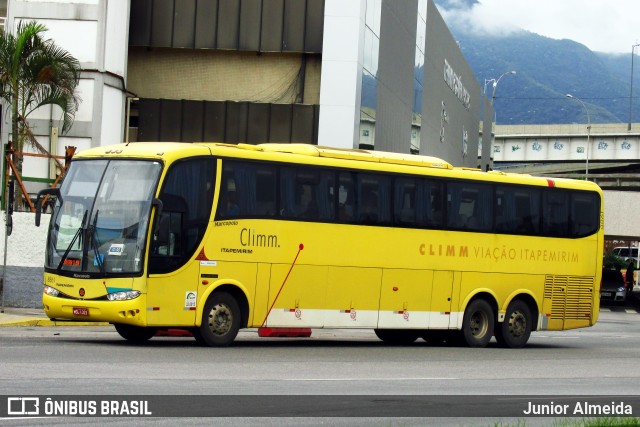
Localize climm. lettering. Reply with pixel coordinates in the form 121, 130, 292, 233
240, 228, 279, 247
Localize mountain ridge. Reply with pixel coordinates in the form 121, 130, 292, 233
434, 1, 638, 125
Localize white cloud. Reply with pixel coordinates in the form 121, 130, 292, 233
438, 0, 640, 54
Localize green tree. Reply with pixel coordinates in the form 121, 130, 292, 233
0, 20, 81, 209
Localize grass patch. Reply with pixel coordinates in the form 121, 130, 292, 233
488, 418, 640, 427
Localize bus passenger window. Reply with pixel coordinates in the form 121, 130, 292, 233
446, 182, 492, 231
359, 191, 379, 224
255, 168, 277, 216
571, 192, 599, 237
338, 173, 356, 222
394, 178, 417, 226
222, 191, 239, 217
418, 180, 443, 228
542, 191, 569, 237
357, 174, 391, 226
217, 161, 276, 219
280, 168, 335, 221
495, 186, 540, 235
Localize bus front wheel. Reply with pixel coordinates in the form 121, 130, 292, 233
461, 299, 494, 348
114, 323, 156, 342
495, 300, 532, 348
195, 292, 241, 347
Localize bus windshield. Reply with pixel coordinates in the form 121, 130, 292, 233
46, 159, 162, 276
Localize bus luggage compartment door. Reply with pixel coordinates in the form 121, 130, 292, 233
377, 269, 432, 329
430, 270, 457, 329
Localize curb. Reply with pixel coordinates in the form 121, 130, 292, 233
0, 317, 110, 327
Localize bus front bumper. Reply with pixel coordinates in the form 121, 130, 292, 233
42, 293, 147, 326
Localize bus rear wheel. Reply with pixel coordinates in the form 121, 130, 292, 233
461, 299, 494, 348
195, 292, 241, 347
113, 324, 156, 342
374, 329, 419, 345
495, 300, 532, 348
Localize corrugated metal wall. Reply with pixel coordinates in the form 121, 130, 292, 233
129, 0, 324, 53
137, 99, 319, 144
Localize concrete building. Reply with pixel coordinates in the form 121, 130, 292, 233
0, 0, 492, 308
3, 0, 490, 202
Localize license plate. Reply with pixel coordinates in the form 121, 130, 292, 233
73, 307, 89, 316
600, 292, 612, 297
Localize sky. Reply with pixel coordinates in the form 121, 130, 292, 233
438, 0, 640, 54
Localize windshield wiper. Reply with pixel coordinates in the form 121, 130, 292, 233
88, 210, 105, 275
57, 210, 88, 271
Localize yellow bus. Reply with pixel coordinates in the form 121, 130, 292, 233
36, 142, 603, 348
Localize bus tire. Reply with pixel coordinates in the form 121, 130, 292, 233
196, 292, 241, 347
495, 300, 532, 348
461, 299, 494, 348
113, 323, 156, 342
374, 329, 419, 345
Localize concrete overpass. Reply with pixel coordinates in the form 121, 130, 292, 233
493, 123, 640, 245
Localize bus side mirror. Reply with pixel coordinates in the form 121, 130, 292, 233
151, 197, 164, 235
35, 188, 60, 227
152, 198, 163, 218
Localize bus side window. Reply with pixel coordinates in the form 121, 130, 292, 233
418, 179, 443, 228
218, 177, 239, 218
571, 192, 599, 237
219, 161, 276, 218
446, 182, 469, 229
280, 168, 335, 221
495, 186, 540, 235
542, 191, 569, 237
337, 172, 356, 222
357, 174, 391, 226
394, 178, 417, 226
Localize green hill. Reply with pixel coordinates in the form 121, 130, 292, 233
435, 1, 638, 125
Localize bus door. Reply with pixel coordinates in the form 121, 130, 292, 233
146, 194, 200, 326
378, 269, 432, 329
146, 263, 201, 326
429, 270, 458, 329
146, 157, 216, 327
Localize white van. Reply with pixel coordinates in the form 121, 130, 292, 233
612, 246, 639, 261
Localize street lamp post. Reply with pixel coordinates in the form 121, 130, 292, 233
566, 94, 591, 180
482, 71, 515, 171
483, 70, 516, 106
628, 43, 640, 131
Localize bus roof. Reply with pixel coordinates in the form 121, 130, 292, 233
71, 142, 601, 193
234, 143, 453, 170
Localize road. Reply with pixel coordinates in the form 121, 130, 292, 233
0, 305, 639, 426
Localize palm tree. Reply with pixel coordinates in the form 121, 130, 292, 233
0, 20, 81, 209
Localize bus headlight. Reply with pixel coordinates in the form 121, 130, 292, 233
43, 286, 60, 297
107, 290, 141, 301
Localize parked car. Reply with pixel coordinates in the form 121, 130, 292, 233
612, 246, 639, 262
600, 268, 628, 304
